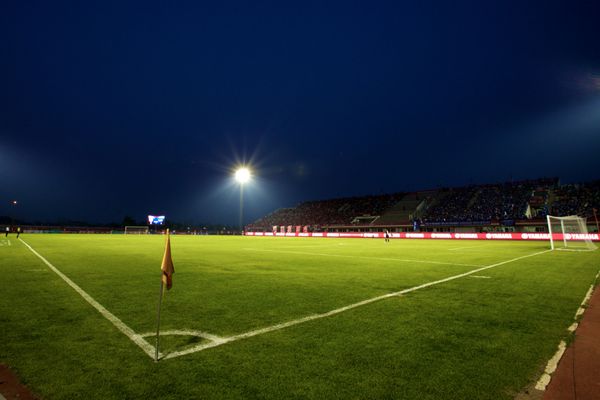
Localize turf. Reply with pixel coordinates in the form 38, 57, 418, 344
0, 234, 598, 399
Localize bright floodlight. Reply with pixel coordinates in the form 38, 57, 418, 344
235, 167, 251, 183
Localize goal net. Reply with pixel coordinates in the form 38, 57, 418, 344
124, 226, 149, 235
546, 215, 597, 251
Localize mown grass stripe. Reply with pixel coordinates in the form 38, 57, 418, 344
243, 248, 481, 267
164, 249, 551, 359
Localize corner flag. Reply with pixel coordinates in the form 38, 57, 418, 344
155, 229, 175, 361
161, 229, 174, 290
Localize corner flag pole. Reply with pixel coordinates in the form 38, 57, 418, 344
155, 278, 164, 361
155, 228, 175, 361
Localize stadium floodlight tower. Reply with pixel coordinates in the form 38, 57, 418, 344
234, 167, 252, 234
10, 200, 18, 225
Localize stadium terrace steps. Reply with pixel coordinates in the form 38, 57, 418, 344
376, 191, 436, 225
248, 178, 600, 230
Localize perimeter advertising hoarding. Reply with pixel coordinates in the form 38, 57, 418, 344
244, 232, 600, 241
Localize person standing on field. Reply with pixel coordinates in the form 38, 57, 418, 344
16, 226, 21, 238
5, 226, 9, 237
385, 229, 390, 243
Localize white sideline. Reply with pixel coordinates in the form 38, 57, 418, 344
164, 249, 551, 360
535, 271, 600, 391
243, 248, 481, 267
19, 239, 157, 360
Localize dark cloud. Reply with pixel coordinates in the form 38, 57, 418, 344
1, 0, 600, 224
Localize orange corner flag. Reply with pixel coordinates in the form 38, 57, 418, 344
161, 229, 175, 290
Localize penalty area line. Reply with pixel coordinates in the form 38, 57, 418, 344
164, 249, 551, 360
20, 239, 157, 360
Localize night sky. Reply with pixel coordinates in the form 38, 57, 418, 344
2, 1, 600, 225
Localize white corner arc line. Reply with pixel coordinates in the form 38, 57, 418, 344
20, 239, 157, 359
164, 249, 551, 360
243, 248, 481, 267
139, 330, 225, 343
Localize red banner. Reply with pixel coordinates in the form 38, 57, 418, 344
245, 231, 600, 241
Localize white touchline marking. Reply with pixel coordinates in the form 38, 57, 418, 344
243, 248, 481, 267
20, 239, 157, 360
535, 270, 600, 391
575, 282, 595, 318
535, 341, 567, 391
164, 249, 552, 360
469, 275, 491, 279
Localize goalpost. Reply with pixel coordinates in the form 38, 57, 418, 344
546, 215, 597, 251
124, 226, 149, 235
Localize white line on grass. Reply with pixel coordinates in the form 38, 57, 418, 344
535, 270, 600, 391
20, 239, 158, 360
243, 248, 481, 267
164, 249, 551, 360
139, 330, 226, 343
278, 242, 350, 247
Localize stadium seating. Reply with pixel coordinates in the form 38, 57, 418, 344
247, 178, 600, 230
550, 180, 600, 218
247, 193, 404, 229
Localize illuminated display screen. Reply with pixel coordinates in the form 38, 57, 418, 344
148, 215, 165, 225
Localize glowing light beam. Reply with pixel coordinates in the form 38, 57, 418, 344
235, 167, 251, 184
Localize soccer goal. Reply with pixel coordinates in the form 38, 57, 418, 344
546, 215, 597, 251
124, 226, 149, 235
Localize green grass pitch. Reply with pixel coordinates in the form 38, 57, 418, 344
1, 234, 598, 399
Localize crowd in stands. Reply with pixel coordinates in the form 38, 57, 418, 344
529, 189, 551, 217
248, 178, 600, 230
247, 193, 404, 229
551, 180, 600, 218
423, 179, 551, 224
421, 187, 479, 223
